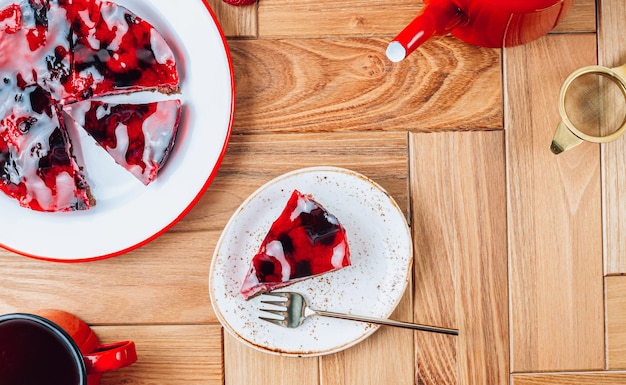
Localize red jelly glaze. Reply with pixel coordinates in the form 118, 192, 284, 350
62, 0, 178, 99
82, 102, 158, 172
253, 190, 350, 283
0, 4, 21, 34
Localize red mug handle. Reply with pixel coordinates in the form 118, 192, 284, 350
83, 341, 138, 374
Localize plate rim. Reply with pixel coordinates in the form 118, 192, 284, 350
0, 0, 235, 263
208, 166, 413, 357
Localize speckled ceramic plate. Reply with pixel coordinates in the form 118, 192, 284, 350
209, 166, 412, 356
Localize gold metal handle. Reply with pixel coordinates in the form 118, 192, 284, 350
551, 121, 583, 154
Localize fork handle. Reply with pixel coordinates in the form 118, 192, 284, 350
313, 310, 459, 335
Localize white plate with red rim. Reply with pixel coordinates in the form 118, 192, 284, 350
0, 0, 234, 262
209, 166, 413, 356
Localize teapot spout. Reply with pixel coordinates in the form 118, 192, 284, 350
387, 1, 465, 62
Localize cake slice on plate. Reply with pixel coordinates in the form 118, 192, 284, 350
240, 189, 351, 300
0, 95, 92, 212
64, 99, 182, 185
62, 0, 180, 100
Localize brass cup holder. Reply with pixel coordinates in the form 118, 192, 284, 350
551, 63, 626, 154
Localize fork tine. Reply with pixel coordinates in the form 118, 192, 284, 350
258, 308, 286, 318
260, 299, 287, 307
259, 291, 290, 308
259, 316, 288, 327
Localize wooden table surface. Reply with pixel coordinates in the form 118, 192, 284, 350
2, 0, 626, 384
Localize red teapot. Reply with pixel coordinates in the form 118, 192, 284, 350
387, 0, 573, 62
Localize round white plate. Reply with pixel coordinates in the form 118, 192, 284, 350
0, 0, 234, 261
209, 167, 413, 356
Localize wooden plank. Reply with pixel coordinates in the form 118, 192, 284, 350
205, 0, 257, 38
411, 130, 459, 385
223, 333, 319, 385
415, 333, 457, 385
95, 325, 223, 385
173, 131, 409, 233
607, 275, 626, 369
410, 130, 508, 385
554, 0, 597, 32
0, 231, 219, 324
258, 0, 595, 38
598, 0, 626, 274
227, 37, 501, 134
319, 288, 414, 385
505, 33, 604, 371
512, 372, 626, 385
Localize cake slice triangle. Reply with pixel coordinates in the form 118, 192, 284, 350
0, 96, 92, 211
64, 99, 181, 185
240, 189, 351, 300
61, 0, 180, 101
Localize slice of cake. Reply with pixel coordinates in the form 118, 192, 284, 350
0, 95, 91, 211
64, 99, 182, 185
63, 0, 180, 100
240, 189, 351, 300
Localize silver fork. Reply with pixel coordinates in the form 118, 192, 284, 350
259, 291, 458, 335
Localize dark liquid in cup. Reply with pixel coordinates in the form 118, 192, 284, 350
0, 318, 81, 385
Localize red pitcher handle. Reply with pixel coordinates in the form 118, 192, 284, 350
83, 341, 138, 374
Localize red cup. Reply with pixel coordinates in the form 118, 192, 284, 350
387, 0, 573, 62
0, 310, 137, 385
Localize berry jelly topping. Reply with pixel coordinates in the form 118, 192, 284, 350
0, 103, 90, 211
240, 190, 351, 300
63, 0, 179, 100
0, 0, 181, 211
65, 99, 182, 185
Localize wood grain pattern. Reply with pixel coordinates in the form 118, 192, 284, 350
411, 131, 459, 385
223, 333, 319, 385
228, 36, 501, 134
172, 131, 409, 233
319, 288, 414, 385
410, 130, 508, 385
512, 372, 626, 385
505, 33, 604, 372
607, 275, 626, 369
0, 231, 219, 324
554, 0, 597, 32
205, 0, 257, 38
257, 0, 595, 38
598, 0, 626, 275
96, 325, 223, 385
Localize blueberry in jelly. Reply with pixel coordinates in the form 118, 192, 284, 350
254, 255, 282, 283
278, 233, 294, 256
293, 260, 312, 279
300, 208, 339, 246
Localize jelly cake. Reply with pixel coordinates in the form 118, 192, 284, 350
241, 190, 351, 300
65, 100, 182, 185
0, 0, 181, 211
